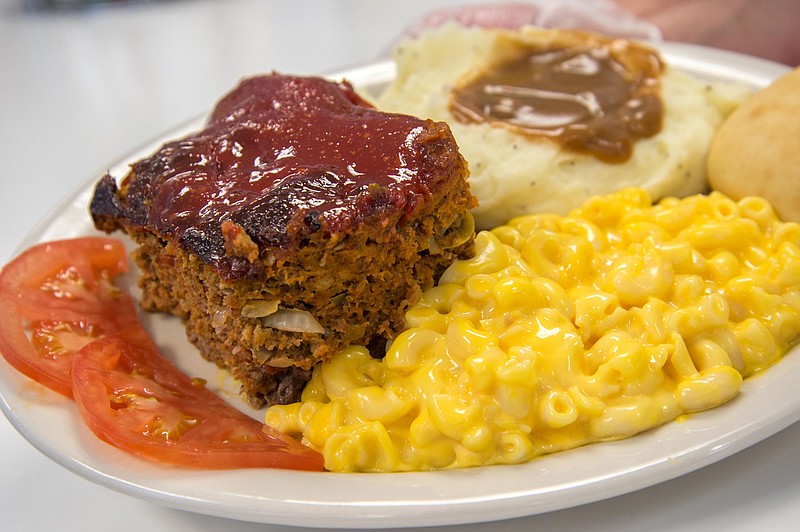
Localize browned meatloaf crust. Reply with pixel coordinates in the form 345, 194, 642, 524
90, 73, 476, 407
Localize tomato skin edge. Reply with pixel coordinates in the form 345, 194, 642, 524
1, 237, 326, 471
0, 237, 129, 298
72, 327, 325, 471
0, 237, 134, 397
0, 302, 74, 397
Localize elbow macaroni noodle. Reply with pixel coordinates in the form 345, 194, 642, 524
265, 188, 800, 472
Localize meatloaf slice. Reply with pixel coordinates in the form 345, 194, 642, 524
90, 73, 476, 407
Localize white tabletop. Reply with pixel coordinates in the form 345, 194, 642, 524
1, 1, 799, 530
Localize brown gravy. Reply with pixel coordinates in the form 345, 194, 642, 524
450, 35, 664, 163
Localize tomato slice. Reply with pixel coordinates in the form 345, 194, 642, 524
0, 238, 139, 396
72, 325, 324, 470
2, 237, 323, 470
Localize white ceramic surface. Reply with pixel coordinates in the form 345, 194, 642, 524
0, 44, 794, 529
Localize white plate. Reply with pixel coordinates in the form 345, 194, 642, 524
0, 43, 794, 529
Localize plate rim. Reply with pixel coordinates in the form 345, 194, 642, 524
0, 42, 795, 529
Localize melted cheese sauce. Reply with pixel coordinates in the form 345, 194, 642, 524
265, 188, 800, 472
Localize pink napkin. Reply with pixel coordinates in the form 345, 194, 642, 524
396, 1, 661, 45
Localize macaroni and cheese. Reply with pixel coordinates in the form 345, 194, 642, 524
265, 188, 800, 472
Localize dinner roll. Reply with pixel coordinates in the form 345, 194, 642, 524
707, 67, 800, 222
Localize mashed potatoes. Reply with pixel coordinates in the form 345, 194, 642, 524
377, 24, 749, 229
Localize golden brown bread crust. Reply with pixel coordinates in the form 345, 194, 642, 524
707, 67, 800, 222
90, 73, 476, 406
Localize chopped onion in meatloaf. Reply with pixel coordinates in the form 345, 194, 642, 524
90, 73, 476, 407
